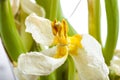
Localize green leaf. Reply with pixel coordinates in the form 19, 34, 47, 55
0, 0, 26, 61
103, 0, 119, 65
67, 55, 76, 80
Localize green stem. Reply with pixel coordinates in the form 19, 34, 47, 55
0, 0, 26, 61
40, 76, 48, 80
56, 60, 68, 80
48, 71, 57, 80
40, 71, 56, 80
67, 55, 76, 80
20, 9, 33, 51
49, 0, 58, 20
35, 0, 57, 20
103, 0, 119, 65
35, 0, 60, 21
87, 0, 101, 43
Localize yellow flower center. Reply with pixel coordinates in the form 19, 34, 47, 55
51, 19, 82, 58
68, 34, 82, 55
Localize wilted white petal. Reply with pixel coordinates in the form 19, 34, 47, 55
21, 0, 45, 17
25, 13, 54, 46
110, 50, 120, 76
10, 0, 20, 15
14, 68, 38, 80
41, 46, 58, 57
18, 47, 68, 75
71, 34, 109, 80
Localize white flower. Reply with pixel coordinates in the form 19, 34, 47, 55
17, 13, 109, 80
17, 13, 68, 78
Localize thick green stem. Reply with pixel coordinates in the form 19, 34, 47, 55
87, 0, 101, 43
103, 0, 119, 65
0, 0, 26, 61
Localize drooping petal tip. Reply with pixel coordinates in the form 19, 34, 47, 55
18, 47, 68, 76
25, 13, 54, 46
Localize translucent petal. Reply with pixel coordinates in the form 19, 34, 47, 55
18, 47, 68, 75
25, 14, 54, 46
71, 34, 109, 80
14, 68, 38, 80
21, 0, 45, 17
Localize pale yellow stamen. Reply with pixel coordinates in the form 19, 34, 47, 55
51, 19, 82, 57
51, 19, 68, 58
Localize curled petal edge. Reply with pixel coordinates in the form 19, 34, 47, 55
25, 13, 54, 46
18, 47, 68, 75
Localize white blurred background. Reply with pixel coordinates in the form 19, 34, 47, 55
61, 0, 120, 50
